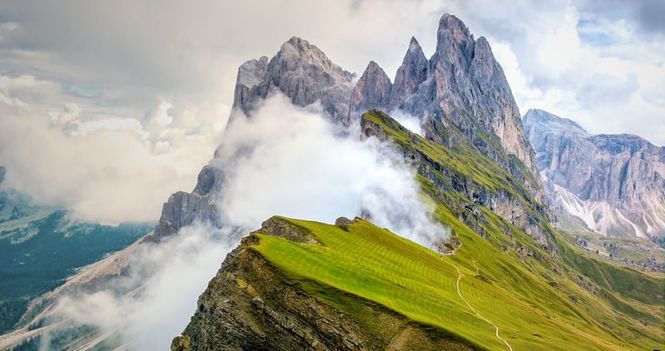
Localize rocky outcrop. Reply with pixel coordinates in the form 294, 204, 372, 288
171, 217, 477, 351
361, 110, 552, 249
524, 109, 665, 237
150, 165, 223, 240
151, 37, 357, 241
349, 61, 392, 116
232, 37, 355, 124
349, 14, 542, 202
152, 14, 548, 242
388, 37, 429, 111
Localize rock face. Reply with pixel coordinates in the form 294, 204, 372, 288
388, 37, 429, 111
151, 37, 357, 241
151, 165, 222, 240
349, 61, 392, 116
171, 217, 477, 351
152, 14, 546, 242
524, 109, 665, 238
361, 110, 552, 249
233, 36, 355, 124
349, 14, 539, 184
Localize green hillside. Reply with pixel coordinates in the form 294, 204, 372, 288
246, 111, 664, 350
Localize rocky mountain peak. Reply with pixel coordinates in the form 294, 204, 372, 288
433, 13, 475, 68
349, 61, 392, 114
389, 37, 428, 111
275, 37, 346, 76
407, 36, 424, 53
524, 109, 665, 238
232, 36, 354, 124
437, 13, 473, 46
347, 13, 541, 200
523, 109, 588, 137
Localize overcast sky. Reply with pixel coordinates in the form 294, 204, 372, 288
0, 0, 663, 223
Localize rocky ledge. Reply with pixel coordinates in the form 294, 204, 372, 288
171, 217, 477, 351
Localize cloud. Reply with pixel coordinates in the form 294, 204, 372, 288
216, 95, 446, 246
53, 224, 236, 351
0, 77, 226, 224
49, 95, 448, 350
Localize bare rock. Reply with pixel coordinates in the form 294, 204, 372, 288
524, 108, 665, 238
232, 37, 354, 125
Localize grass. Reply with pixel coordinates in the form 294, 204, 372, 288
251, 217, 662, 350
247, 110, 663, 350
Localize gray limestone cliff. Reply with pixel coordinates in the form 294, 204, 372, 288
152, 14, 548, 242
233, 36, 355, 124
524, 108, 665, 238
349, 14, 542, 202
150, 38, 358, 240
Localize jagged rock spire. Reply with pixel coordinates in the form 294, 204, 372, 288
349, 12, 541, 199
232, 36, 354, 124
349, 61, 392, 115
389, 36, 428, 111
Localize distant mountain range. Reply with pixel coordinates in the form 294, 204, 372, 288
0, 166, 151, 334
524, 109, 665, 239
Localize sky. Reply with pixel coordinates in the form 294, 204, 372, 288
0, 0, 663, 224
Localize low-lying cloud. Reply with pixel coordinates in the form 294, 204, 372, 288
216, 95, 445, 245
0, 83, 226, 224
53, 225, 235, 350
50, 95, 448, 350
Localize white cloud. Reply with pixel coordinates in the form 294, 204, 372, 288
50, 94, 448, 350
217, 95, 447, 246
54, 224, 236, 351
0, 79, 226, 224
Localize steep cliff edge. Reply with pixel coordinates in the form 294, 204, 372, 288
173, 114, 664, 351
172, 217, 479, 351
350, 14, 541, 199
524, 109, 665, 238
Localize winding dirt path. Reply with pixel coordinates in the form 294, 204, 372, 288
452, 263, 513, 351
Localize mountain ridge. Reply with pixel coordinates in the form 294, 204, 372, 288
524, 108, 665, 238
151, 13, 547, 244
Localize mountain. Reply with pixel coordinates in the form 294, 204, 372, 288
4, 12, 663, 351
523, 109, 665, 238
350, 15, 540, 198
0, 166, 151, 334
152, 37, 355, 242
155, 14, 548, 247
172, 111, 664, 350
168, 14, 661, 350
233, 36, 355, 125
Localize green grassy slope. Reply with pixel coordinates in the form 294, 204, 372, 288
249, 111, 663, 350
252, 217, 662, 350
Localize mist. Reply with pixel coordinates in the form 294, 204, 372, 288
53, 225, 235, 350
216, 95, 445, 245
51, 94, 448, 350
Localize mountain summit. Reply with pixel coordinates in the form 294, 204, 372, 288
524, 108, 665, 238
351, 14, 538, 183
150, 13, 548, 244
232, 36, 355, 124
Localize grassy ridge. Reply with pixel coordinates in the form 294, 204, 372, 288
252, 217, 660, 350
250, 111, 663, 350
